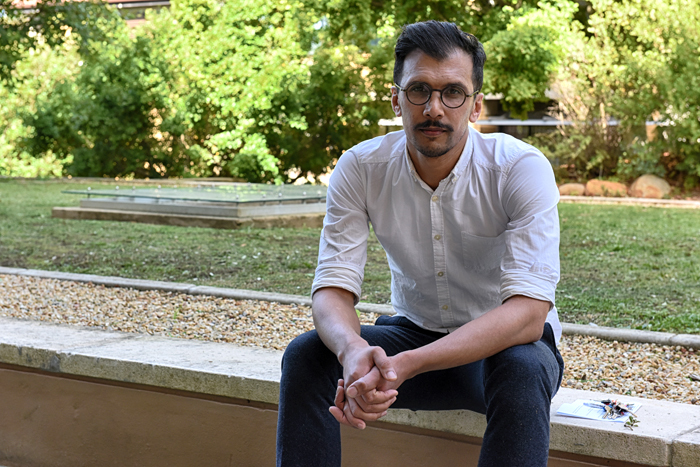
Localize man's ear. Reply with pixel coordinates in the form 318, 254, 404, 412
469, 93, 484, 123
391, 87, 402, 116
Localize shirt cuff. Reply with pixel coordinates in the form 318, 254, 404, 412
500, 270, 557, 307
311, 263, 364, 305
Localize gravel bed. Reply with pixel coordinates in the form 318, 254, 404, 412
1, 274, 698, 405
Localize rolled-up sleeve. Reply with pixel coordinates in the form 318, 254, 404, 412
311, 151, 370, 304
500, 150, 560, 306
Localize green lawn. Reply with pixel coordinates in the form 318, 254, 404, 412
2, 179, 699, 334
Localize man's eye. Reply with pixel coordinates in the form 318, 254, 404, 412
444, 86, 465, 96
409, 84, 430, 93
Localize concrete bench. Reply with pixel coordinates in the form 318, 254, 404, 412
0, 316, 698, 467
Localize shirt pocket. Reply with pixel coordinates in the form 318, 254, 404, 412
461, 231, 506, 271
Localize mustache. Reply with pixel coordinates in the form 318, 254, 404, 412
414, 120, 454, 132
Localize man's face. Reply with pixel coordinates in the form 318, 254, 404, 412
391, 49, 483, 160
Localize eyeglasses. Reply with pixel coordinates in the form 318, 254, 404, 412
394, 82, 479, 109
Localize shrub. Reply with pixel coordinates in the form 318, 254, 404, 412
532, 0, 700, 188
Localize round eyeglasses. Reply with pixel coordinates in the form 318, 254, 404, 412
394, 82, 479, 109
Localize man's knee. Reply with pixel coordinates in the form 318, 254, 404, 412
281, 330, 337, 375
484, 341, 560, 400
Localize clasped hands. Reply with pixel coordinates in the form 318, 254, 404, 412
329, 344, 408, 430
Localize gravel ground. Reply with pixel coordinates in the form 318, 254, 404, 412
1, 274, 698, 405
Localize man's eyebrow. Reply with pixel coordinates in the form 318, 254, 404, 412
404, 80, 469, 90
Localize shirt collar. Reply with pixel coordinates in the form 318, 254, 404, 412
402, 126, 475, 186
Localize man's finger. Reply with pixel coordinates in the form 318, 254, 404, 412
362, 388, 399, 405
333, 379, 345, 409
372, 347, 397, 381
343, 399, 366, 429
329, 406, 354, 427
355, 395, 397, 414
346, 366, 381, 399
347, 396, 391, 422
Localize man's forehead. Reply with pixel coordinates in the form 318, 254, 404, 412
401, 49, 474, 87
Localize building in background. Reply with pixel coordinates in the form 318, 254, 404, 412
12, 0, 170, 27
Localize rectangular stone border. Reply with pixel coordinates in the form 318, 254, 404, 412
51, 207, 325, 230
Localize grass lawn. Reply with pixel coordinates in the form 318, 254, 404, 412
1, 178, 699, 334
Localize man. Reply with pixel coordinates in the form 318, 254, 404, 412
277, 20, 564, 467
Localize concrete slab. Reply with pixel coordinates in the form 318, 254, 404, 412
382, 409, 487, 439
80, 198, 327, 218
673, 428, 700, 467
52, 207, 325, 230
59, 335, 283, 405
0, 317, 134, 371
0, 317, 282, 405
1, 316, 698, 466
550, 388, 700, 466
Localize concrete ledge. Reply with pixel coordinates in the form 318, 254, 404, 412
0, 317, 698, 466
51, 207, 325, 229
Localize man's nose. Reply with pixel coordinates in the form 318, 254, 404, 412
423, 90, 444, 118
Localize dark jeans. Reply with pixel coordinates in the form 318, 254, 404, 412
276, 315, 564, 467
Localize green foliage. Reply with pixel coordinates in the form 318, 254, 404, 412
142, 0, 312, 181
0, 45, 77, 177
0, 0, 122, 84
21, 20, 180, 178
10, 0, 576, 181
535, 0, 700, 187
16, 0, 700, 188
484, 1, 579, 119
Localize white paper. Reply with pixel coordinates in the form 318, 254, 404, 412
556, 399, 641, 423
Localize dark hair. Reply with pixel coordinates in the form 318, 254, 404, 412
393, 21, 486, 93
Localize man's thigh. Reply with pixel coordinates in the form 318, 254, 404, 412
363, 318, 562, 415
362, 315, 487, 414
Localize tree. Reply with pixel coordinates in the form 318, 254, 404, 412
0, 0, 122, 84
142, 0, 313, 181
264, 0, 581, 180
4, 0, 587, 182
531, 0, 700, 187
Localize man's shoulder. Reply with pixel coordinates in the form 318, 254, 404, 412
470, 130, 546, 172
345, 130, 406, 165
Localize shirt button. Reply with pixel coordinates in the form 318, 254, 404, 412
431, 195, 439, 202
434, 234, 441, 240
437, 271, 444, 277
442, 305, 449, 310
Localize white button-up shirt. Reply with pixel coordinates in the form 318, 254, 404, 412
312, 127, 562, 342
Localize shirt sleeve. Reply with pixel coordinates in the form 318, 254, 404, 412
311, 150, 370, 304
499, 149, 560, 307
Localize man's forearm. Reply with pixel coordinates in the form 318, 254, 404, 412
397, 296, 550, 380
312, 287, 366, 360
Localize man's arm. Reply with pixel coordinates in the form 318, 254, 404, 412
312, 287, 399, 429
345, 295, 549, 400
389, 295, 548, 381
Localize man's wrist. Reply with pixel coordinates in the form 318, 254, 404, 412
337, 336, 369, 367
393, 349, 420, 381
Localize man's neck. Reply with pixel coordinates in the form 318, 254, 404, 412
408, 138, 468, 190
